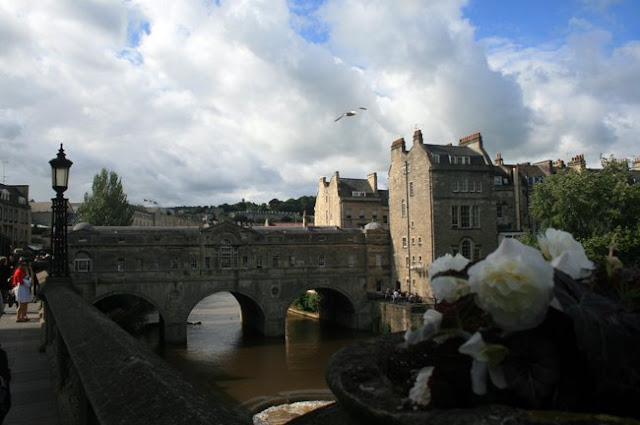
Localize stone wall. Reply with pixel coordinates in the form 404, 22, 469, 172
373, 301, 428, 333
42, 279, 252, 425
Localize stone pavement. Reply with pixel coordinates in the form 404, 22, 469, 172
1, 300, 58, 425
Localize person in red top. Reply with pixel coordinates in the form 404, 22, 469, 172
11, 259, 31, 323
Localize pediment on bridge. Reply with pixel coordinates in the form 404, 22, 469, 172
201, 221, 261, 243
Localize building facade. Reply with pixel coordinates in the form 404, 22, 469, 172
314, 172, 389, 229
387, 131, 498, 298
0, 184, 31, 255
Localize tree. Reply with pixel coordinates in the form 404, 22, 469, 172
77, 168, 134, 226
530, 157, 640, 261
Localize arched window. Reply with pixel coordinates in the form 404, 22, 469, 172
219, 239, 238, 269
461, 239, 472, 259
73, 251, 93, 272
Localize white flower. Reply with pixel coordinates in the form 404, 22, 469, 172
428, 253, 470, 303
458, 332, 507, 395
538, 228, 594, 279
408, 366, 435, 406
404, 309, 443, 345
468, 238, 554, 332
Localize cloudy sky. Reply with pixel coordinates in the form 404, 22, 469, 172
1, 0, 639, 207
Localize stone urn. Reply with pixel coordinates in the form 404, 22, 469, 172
325, 332, 640, 425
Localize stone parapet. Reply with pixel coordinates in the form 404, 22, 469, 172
41, 282, 251, 425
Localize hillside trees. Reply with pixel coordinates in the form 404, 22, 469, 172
77, 168, 134, 226
530, 157, 640, 262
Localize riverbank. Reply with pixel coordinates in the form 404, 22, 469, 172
287, 308, 319, 320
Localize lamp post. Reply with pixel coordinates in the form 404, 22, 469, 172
49, 144, 73, 278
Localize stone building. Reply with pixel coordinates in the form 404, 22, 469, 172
387, 131, 497, 298
314, 172, 389, 229
0, 183, 31, 255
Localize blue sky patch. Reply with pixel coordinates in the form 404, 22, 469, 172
126, 17, 151, 48
463, 0, 640, 48
287, 0, 328, 44
117, 48, 144, 65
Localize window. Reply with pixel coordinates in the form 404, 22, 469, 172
220, 240, 237, 269
457, 239, 480, 261
359, 208, 364, 219
205, 256, 211, 269
345, 207, 352, 219
375, 254, 382, 267
190, 258, 198, 270
383, 215, 388, 223
452, 205, 480, 229
117, 258, 125, 272
472, 205, 479, 227
451, 206, 459, 227
432, 153, 440, 164
404, 163, 411, 174
401, 200, 406, 217
497, 203, 503, 218
452, 180, 459, 192
461, 240, 472, 259
461, 178, 468, 192
272, 255, 279, 268
289, 255, 296, 267
318, 254, 326, 267
409, 182, 414, 196
411, 237, 415, 246
402, 237, 407, 248
494, 176, 503, 185
460, 206, 470, 228
256, 254, 263, 268
348, 254, 355, 267
418, 237, 422, 246
171, 259, 179, 270
405, 256, 410, 268
411, 221, 414, 229
74, 258, 92, 272
242, 256, 249, 269
352, 191, 367, 197
372, 209, 378, 220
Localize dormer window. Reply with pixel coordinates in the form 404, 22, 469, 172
450, 155, 471, 165
18, 196, 26, 205
0, 189, 9, 201
352, 191, 367, 197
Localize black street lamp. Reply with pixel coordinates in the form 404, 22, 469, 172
49, 144, 73, 277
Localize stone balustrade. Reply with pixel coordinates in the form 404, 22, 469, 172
41, 278, 251, 425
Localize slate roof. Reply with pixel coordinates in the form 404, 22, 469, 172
424, 144, 487, 165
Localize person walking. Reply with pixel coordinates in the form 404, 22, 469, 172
11, 259, 31, 323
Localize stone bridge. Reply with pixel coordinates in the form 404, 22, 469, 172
67, 221, 391, 344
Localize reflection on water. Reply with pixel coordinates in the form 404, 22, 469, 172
159, 292, 375, 407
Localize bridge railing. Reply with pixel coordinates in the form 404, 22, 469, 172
41, 279, 252, 425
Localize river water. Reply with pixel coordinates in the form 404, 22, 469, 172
155, 292, 376, 422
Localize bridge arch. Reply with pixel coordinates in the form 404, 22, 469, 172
278, 283, 366, 333
91, 290, 166, 342
184, 289, 267, 340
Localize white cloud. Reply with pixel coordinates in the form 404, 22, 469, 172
0, 0, 638, 207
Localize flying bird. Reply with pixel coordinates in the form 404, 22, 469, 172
334, 107, 367, 122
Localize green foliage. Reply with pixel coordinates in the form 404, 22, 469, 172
530, 157, 640, 261
77, 168, 134, 226
292, 290, 321, 313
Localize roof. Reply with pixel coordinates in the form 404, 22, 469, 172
424, 144, 487, 165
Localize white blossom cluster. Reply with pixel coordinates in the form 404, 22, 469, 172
407, 228, 595, 407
